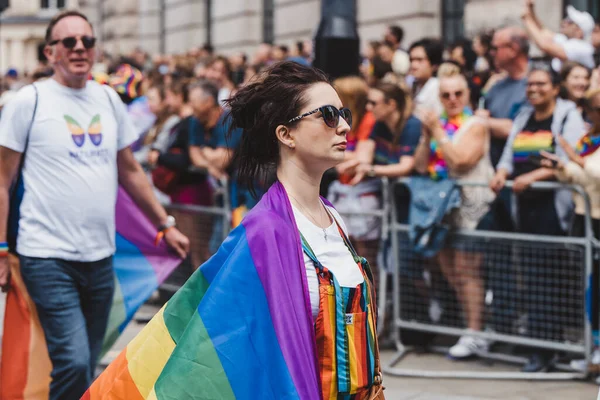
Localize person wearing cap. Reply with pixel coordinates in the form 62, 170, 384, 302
522, 0, 595, 71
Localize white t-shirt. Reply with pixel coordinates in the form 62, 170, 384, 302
292, 203, 364, 320
552, 34, 596, 70
0, 78, 137, 261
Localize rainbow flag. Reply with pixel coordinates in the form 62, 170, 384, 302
0, 187, 182, 399
83, 182, 321, 399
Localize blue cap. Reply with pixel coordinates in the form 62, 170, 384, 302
5, 69, 18, 78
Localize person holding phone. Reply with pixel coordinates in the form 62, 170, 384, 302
541, 87, 600, 372
490, 62, 586, 372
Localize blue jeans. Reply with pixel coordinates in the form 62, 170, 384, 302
19, 255, 114, 400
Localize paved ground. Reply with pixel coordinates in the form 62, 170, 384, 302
98, 303, 599, 400
2, 293, 598, 399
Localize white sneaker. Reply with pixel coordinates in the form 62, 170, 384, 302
448, 334, 489, 359
570, 348, 600, 372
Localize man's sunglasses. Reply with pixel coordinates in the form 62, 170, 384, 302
288, 105, 352, 129
49, 36, 96, 50
441, 90, 464, 100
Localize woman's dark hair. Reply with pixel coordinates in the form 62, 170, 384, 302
409, 38, 444, 68
167, 78, 191, 103
372, 82, 410, 140
225, 61, 330, 195
450, 38, 478, 74
529, 60, 561, 85
558, 61, 591, 101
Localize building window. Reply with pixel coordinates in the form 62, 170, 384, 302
441, 0, 465, 45
41, 0, 66, 9
263, 0, 274, 45
564, 0, 599, 19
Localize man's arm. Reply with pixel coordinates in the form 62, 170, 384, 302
0, 147, 23, 287
523, 13, 567, 60
117, 147, 189, 257
475, 110, 514, 140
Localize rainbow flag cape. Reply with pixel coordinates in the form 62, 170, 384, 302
0, 187, 182, 399
83, 182, 321, 399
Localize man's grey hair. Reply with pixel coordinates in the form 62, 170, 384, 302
497, 25, 531, 56
189, 80, 219, 105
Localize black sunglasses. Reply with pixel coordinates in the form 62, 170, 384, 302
49, 35, 96, 50
288, 105, 352, 129
441, 90, 464, 100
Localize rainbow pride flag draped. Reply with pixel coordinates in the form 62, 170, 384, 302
83, 182, 322, 399
0, 187, 182, 399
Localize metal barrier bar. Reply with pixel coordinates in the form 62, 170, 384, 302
384, 178, 597, 381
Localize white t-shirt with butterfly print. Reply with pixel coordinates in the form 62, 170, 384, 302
0, 78, 138, 261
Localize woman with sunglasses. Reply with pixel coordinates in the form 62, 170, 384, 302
414, 63, 495, 360
491, 62, 586, 372
540, 88, 600, 372
86, 61, 385, 399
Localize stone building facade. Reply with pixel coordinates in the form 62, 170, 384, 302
0, 0, 597, 73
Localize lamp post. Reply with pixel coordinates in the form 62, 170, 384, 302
313, 0, 360, 80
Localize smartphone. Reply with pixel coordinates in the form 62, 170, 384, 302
528, 154, 557, 168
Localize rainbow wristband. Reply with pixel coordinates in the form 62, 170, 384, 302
0, 243, 8, 257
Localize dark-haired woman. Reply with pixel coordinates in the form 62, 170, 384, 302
150, 79, 213, 269
559, 61, 590, 116
490, 63, 586, 372
86, 61, 384, 399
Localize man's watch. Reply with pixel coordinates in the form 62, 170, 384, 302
158, 215, 176, 232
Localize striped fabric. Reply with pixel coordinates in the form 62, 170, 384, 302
301, 218, 377, 400
84, 182, 323, 399
512, 130, 554, 163
0, 188, 182, 399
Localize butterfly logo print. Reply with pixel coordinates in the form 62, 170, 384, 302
63, 114, 103, 147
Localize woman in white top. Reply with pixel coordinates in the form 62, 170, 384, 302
414, 63, 495, 359
226, 61, 384, 399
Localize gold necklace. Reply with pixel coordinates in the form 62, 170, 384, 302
288, 192, 329, 241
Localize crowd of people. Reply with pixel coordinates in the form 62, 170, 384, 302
2, 0, 600, 395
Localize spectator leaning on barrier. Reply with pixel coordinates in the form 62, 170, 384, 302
151, 79, 213, 270
205, 56, 235, 106
541, 87, 600, 371
490, 61, 586, 373
409, 38, 444, 115
522, 0, 595, 70
559, 61, 591, 117
326, 76, 379, 285
134, 83, 180, 167
476, 26, 530, 169
414, 63, 495, 359
0, 10, 189, 399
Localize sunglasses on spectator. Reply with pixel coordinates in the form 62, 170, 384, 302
288, 105, 352, 129
49, 36, 96, 50
441, 90, 464, 100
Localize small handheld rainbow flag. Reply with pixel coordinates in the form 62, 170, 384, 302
83, 182, 321, 399
0, 188, 182, 399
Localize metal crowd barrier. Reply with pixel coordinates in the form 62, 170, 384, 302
384, 178, 598, 381
329, 177, 391, 334
158, 175, 232, 295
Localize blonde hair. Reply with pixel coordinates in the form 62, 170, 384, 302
437, 62, 462, 78
333, 76, 369, 131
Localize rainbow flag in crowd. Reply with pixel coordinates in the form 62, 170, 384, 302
83, 182, 321, 399
0, 188, 182, 399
